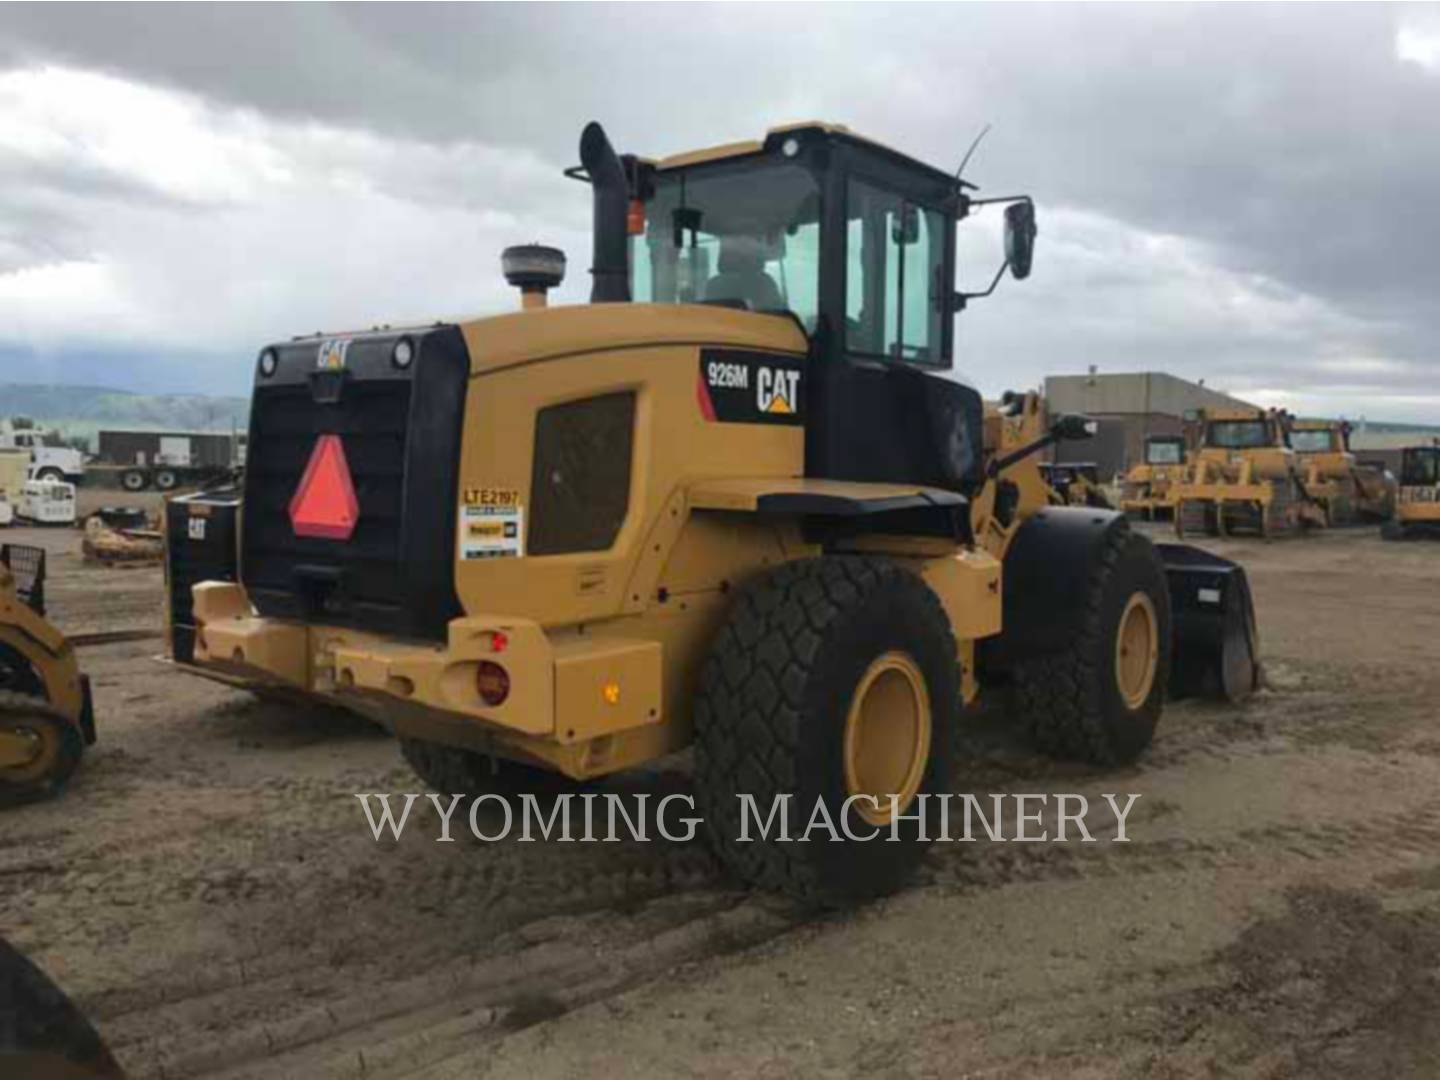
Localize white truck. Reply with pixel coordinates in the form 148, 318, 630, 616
0, 422, 85, 485
94, 429, 239, 491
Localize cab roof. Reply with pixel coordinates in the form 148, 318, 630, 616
649, 122, 958, 186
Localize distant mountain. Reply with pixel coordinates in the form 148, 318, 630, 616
0, 384, 248, 447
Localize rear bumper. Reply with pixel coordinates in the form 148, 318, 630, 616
188, 581, 662, 753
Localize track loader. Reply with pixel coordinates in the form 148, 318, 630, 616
1382, 443, 1440, 541
1120, 435, 1186, 520
1172, 407, 1325, 538
1287, 419, 1393, 525
1040, 461, 1114, 509
166, 121, 1257, 903
0, 545, 95, 802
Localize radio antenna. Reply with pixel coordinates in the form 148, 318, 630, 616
955, 122, 992, 183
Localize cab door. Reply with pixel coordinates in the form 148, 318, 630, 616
806, 172, 980, 494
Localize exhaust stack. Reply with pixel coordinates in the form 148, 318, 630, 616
579, 122, 630, 303
501, 244, 566, 310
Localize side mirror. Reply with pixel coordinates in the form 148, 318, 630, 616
1004, 201, 1036, 280
1052, 414, 1097, 441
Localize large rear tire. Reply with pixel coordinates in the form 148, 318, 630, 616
1011, 527, 1172, 766
399, 739, 559, 797
693, 557, 960, 907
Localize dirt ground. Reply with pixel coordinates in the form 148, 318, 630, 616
3, 518, 1440, 1079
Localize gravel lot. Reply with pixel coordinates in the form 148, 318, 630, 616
2, 518, 1439, 1078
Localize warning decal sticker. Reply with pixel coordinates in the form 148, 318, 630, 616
459, 488, 524, 560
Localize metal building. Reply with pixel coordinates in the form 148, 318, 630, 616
1043, 372, 1257, 478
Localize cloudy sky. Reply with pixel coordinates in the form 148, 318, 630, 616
1, 3, 1438, 421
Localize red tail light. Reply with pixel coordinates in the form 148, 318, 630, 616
288, 434, 359, 540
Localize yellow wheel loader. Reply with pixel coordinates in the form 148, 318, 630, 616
1172, 407, 1325, 539
1120, 435, 1186, 520
0, 545, 95, 803
165, 121, 1257, 904
1382, 444, 1440, 541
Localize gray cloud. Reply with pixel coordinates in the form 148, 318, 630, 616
1, 3, 1438, 419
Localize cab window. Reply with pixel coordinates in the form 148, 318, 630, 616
845, 180, 945, 365
1289, 430, 1334, 453
629, 162, 821, 331
1403, 449, 1439, 487
1146, 441, 1183, 465
1208, 421, 1272, 449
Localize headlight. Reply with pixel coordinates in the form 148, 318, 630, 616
258, 349, 278, 377
392, 337, 414, 369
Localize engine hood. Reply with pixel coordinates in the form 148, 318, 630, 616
457, 303, 807, 377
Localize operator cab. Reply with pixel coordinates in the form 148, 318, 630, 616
1144, 436, 1186, 466
578, 122, 1036, 494
1401, 446, 1440, 488
1205, 416, 1283, 450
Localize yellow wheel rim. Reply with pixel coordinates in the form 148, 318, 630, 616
842, 652, 932, 827
0, 717, 62, 783
1115, 593, 1160, 709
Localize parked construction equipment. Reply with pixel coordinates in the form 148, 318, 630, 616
1120, 435, 1187, 520
1040, 461, 1114, 509
1172, 407, 1324, 538
1382, 443, 1440, 540
1287, 419, 1394, 525
166, 120, 1258, 904
0, 544, 95, 802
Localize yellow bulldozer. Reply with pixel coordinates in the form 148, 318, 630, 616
1287, 418, 1394, 525
1382, 443, 1440, 541
163, 121, 1258, 904
0, 544, 95, 803
1172, 406, 1327, 538
1040, 461, 1114, 509
1120, 434, 1187, 520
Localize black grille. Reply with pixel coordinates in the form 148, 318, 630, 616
165, 490, 241, 663
240, 327, 468, 640
0, 544, 46, 616
529, 392, 636, 556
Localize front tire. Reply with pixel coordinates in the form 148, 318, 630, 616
1011, 526, 1172, 766
0, 692, 84, 804
693, 557, 960, 907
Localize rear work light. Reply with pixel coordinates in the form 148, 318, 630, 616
288, 434, 359, 540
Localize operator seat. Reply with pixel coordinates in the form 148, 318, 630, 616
704, 239, 782, 312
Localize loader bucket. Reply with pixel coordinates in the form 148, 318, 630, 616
1154, 542, 1261, 703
